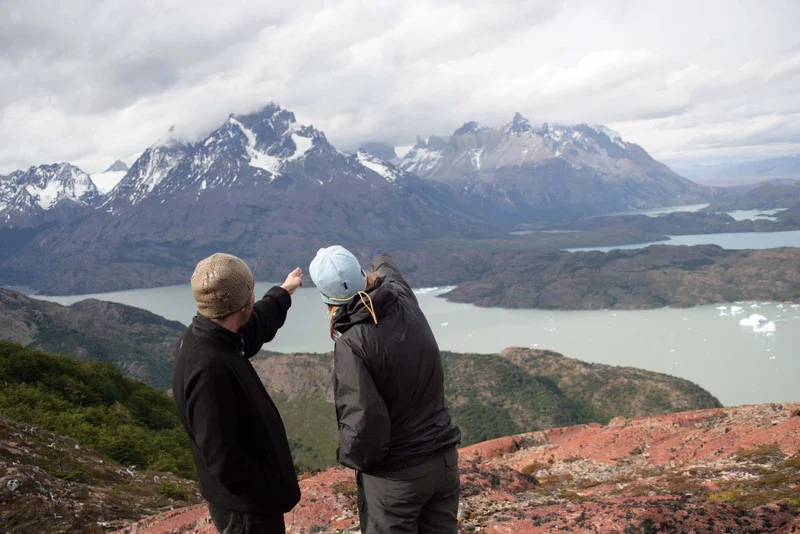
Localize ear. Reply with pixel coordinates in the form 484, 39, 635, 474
246, 292, 255, 314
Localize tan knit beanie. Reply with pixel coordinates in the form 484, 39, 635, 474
191, 253, 255, 319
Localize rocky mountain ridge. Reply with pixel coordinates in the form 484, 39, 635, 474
0, 163, 100, 226
398, 113, 709, 220
113, 402, 800, 533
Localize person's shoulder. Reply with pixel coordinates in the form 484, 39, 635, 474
338, 323, 385, 362
180, 335, 232, 370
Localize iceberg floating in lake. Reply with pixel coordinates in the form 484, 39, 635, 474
413, 286, 457, 296
754, 321, 776, 333
716, 305, 728, 310
730, 306, 744, 315
739, 314, 777, 333
739, 314, 767, 327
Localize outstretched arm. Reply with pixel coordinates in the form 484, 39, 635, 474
371, 252, 413, 291
239, 267, 303, 357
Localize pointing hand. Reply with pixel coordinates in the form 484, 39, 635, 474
281, 267, 303, 295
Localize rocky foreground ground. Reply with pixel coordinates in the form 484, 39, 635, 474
0, 415, 200, 533
114, 402, 800, 533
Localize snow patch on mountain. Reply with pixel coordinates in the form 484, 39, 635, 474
25, 181, 63, 210
400, 146, 443, 174
228, 117, 281, 178
287, 134, 313, 162
137, 147, 182, 200
591, 124, 625, 146
105, 136, 189, 206
356, 150, 403, 183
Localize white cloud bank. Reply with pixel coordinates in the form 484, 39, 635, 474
1, 0, 798, 173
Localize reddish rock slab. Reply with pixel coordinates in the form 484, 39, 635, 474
480, 497, 799, 534
112, 504, 214, 533
114, 403, 800, 534
486, 403, 800, 472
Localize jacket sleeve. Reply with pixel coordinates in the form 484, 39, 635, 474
239, 286, 291, 358
185, 361, 269, 495
370, 253, 416, 301
333, 338, 390, 471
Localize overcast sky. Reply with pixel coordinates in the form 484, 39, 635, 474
1, 0, 799, 174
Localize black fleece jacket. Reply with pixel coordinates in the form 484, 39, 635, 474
332, 253, 461, 472
172, 286, 301, 515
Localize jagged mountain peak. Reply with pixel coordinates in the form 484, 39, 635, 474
401, 116, 639, 182
398, 114, 706, 218
103, 159, 129, 173
106, 102, 430, 209
0, 162, 100, 225
590, 124, 624, 143
453, 121, 483, 136
104, 136, 191, 206
354, 149, 405, 183
509, 112, 532, 133
414, 135, 448, 150
358, 141, 397, 161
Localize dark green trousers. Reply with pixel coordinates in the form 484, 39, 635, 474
357, 447, 459, 534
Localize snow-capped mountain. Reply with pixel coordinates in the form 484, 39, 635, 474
0, 163, 99, 226
105, 105, 418, 211
90, 160, 129, 195
0, 104, 482, 294
0, 104, 712, 294
400, 113, 708, 218
401, 113, 641, 180
104, 129, 191, 206
354, 150, 406, 183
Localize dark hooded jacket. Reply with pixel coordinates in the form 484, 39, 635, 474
172, 287, 301, 515
332, 253, 461, 472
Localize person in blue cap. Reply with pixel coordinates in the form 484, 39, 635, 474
309, 246, 461, 534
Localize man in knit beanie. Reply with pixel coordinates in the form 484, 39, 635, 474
173, 253, 304, 533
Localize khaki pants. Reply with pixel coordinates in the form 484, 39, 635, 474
357, 447, 459, 534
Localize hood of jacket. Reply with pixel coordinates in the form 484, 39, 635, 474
332, 276, 398, 334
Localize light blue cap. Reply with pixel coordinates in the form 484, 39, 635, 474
309, 246, 366, 305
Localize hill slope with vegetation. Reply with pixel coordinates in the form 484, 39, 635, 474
0, 289, 184, 388
0, 341, 194, 478
252, 347, 721, 471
